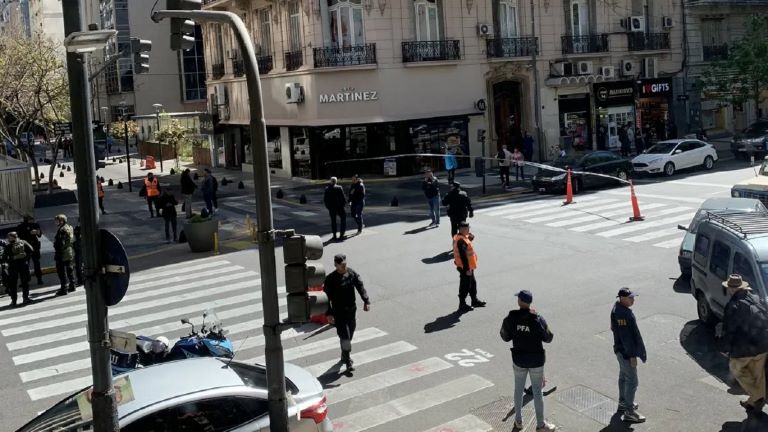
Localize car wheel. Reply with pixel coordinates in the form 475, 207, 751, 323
703, 156, 715, 170
664, 162, 676, 177
680, 265, 691, 280
616, 169, 629, 182
696, 291, 716, 326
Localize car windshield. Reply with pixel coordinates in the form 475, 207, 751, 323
760, 264, 768, 296
645, 142, 678, 154
743, 123, 768, 136
16, 388, 92, 432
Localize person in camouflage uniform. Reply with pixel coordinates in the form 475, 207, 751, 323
1, 232, 34, 307
54, 214, 76, 296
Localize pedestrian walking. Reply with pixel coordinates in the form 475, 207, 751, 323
97, 177, 107, 214
324, 176, 347, 241
53, 214, 76, 296
718, 274, 768, 413
180, 168, 197, 219
444, 147, 458, 185
611, 287, 647, 423
158, 189, 179, 243
512, 147, 525, 181
500, 289, 556, 432
634, 128, 645, 155
422, 169, 440, 227
523, 131, 534, 162
1, 232, 34, 307
442, 182, 473, 238
201, 168, 217, 216
348, 174, 365, 234
619, 125, 631, 158
16, 215, 43, 285
453, 221, 485, 312
497, 145, 513, 186
143, 172, 161, 218
323, 253, 370, 371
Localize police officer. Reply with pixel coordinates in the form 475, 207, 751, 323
54, 214, 76, 296
323, 254, 370, 371
1, 232, 34, 307
453, 221, 485, 312
442, 182, 473, 238
500, 290, 556, 432
16, 214, 43, 285
611, 287, 647, 423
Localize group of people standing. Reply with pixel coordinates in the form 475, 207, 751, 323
323, 175, 365, 241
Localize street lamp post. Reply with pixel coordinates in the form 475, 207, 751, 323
118, 102, 133, 192
153, 103, 163, 172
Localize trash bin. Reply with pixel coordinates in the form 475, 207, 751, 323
145, 155, 156, 170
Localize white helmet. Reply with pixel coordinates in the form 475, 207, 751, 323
152, 336, 170, 353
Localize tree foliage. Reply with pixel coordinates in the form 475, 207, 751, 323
109, 119, 139, 138
155, 116, 194, 169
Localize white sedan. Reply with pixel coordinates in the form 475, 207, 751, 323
632, 139, 718, 176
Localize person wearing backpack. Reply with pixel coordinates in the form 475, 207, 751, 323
719, 274, 768, 413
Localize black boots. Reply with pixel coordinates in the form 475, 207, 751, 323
471, 299, 487, 308
458, 301, 473, 312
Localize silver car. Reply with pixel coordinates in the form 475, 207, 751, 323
16, 357, 333, 432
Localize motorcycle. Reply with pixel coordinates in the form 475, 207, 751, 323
110, 309, 234, 375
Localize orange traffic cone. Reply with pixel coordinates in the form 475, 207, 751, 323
629, 180, 644, 221
563, 169, 573, 205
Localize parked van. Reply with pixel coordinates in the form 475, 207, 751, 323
691, 211, 768, 324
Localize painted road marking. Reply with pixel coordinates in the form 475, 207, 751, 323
597, 211, 696, 238
525, 201, 628, 223
248, 327, 388, 364
569, 206, 691, 233
653, 237, 686, 249
304, 341, 418, 377
546, 203, 667, 228
422, 415, 493, 432
291, 211, 317, 217
623, 227, 684, 243
502, 198, 608, 220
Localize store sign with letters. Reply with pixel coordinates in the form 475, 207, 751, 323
639, 78, 673, 97
319, 87, 379, 104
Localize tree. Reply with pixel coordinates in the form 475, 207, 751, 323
0, 28, 70, 192
155, 117, 193, 170
701, 14, 768, 121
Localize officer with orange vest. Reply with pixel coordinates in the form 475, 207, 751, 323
453, 220, 486, 312
96, 178, 106, 215
144, 172, 161, 218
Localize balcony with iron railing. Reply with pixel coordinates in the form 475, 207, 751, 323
401, 40, 460, 63
313, 44, 377, 68
211, 62, 225, 80
284, 50, 303, 71
232, 57, 245, 77
257, 55, 274, 75
703, 44, 729, 61
627, 32, 671, 51
486, 37, 538, 58
561, 34, 609, 54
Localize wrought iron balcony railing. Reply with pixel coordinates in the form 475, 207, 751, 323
284, 50, 303, 71
703, 44, 729, 61
401, 40, 460, 62
627, 32, 671, 51
313, 44, 377, 68
232, 57, 245, 77
211, 62, 225, 80
486, 37, 538, 58
561, 34, 609, 54
257, 55, 274, 75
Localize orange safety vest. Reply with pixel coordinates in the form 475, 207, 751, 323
453, 234, 477, 270
144, 178, 160, 197
97, 180, 105, 198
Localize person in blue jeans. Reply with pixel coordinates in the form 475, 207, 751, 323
500, 290, 556, 432
611, 287, 647, 423
422, 169, 440, 226
443, 146, 458, 185
348, 175, 365, 234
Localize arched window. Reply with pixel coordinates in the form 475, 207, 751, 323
414, 0, 440, 41
498, 0, 518, 38
328, 0, 365, 47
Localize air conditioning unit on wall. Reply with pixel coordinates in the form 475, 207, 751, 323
628, 16, 645, 32
662, 16, 673, 28
600, 66, 615, 78
577, 60, 593, 75
285, 83, 304, 104
620, 59, 635, 77
477, 23, 493, 37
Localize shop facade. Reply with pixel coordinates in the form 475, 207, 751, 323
636, 78, 675, 144
594, 80, 636, 151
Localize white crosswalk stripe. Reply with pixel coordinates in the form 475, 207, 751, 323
3, 256, 501, 430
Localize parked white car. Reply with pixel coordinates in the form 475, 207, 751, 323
631, 139, 718, 176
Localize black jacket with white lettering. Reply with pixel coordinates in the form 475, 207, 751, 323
610, 302, 647, 362
500, 308, 554, 368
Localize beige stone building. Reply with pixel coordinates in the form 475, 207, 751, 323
202, 0, 684, 178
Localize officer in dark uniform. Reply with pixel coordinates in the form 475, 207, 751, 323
2, 232, 34, 307
500, 290, 556, 432
323, 253, 370, 371
442, 182, 473, 238
610, 287, 647, 423
16, 215, 43, 285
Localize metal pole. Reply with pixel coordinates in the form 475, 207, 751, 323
61, 1, 117, 430
156, 113, 163, 172
530, 0, 544, 161
124, 119, 132, 192
152, 10, 287, 430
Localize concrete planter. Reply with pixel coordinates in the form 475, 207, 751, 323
183, 219, 219, 252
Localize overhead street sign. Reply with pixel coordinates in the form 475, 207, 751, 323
54, 122, 72, 135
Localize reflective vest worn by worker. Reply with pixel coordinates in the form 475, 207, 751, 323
144, 178, 160, 197
97, 181, 105, 198
453, 233, 477, 270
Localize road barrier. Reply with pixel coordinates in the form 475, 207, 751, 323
563, 169, 574, 205
629, 180, 644, 222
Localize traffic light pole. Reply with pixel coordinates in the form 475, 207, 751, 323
62, 1, 118, 431
152, 10, 289, 430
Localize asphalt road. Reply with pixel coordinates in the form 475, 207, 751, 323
2, 158, 768, 431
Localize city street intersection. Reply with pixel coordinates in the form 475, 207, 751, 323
2, 159, 768, 431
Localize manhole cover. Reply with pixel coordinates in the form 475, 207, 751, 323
470, 396, 535, 431
556, 385, 618, 425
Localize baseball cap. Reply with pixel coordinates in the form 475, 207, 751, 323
334, 254, 347, 264
617, 287, 638, 298
515, 290, 533, 304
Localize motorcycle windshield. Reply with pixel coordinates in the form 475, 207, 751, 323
204, 308, 223, 334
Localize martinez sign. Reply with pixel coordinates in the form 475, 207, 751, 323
320, 87, 379, 104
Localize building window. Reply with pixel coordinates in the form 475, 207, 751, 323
111, 104, 134, 121
414, 0, 441, 41
288, 0, 302, 52
329, 0, 365, 47
498, 0, 518, 38
258, 8, 272, 55
117, 58, 134, 92
181, 25, 207, 102
215, 23, 225, 64
570, 0, 588, 35
101, 0, 133, 95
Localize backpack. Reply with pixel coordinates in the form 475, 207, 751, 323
744, 294, 768, 352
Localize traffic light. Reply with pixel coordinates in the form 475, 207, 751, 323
283, 234, 328, 323
131, 38, 151, 74
168, 0, 201, 51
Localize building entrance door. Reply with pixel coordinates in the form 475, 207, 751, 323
493, 81, 523, 151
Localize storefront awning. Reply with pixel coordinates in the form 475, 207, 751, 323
546, 74, 608, 87
219, 108, 485, 127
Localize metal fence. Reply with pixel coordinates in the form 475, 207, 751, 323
0, 154, 33, 226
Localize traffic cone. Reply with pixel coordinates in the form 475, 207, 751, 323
562, 169, 573, 205
628, 180, 644, 222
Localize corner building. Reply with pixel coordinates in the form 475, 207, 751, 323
202, 0, 683, 178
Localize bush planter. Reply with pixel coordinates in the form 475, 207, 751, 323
183, 218, 219, 252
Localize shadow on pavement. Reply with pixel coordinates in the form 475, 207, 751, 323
720, 411, 768, 431
424, 310, 466, 333
404, 225, 437, 235
679, 319, 743, 395
421, 251, 453, 264
672, 276, 691, 294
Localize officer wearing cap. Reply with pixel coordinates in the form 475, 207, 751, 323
442, 181, 473, 239
323, 253, 370, 371
1, 232, 34, 307
53, 214, 76, 296
453, 220, 485, 312
500, 290, 556, 432
611, 287, 647, 423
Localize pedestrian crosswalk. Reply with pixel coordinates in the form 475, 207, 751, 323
2, 256, 501, 431
475, 194, 696, 249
